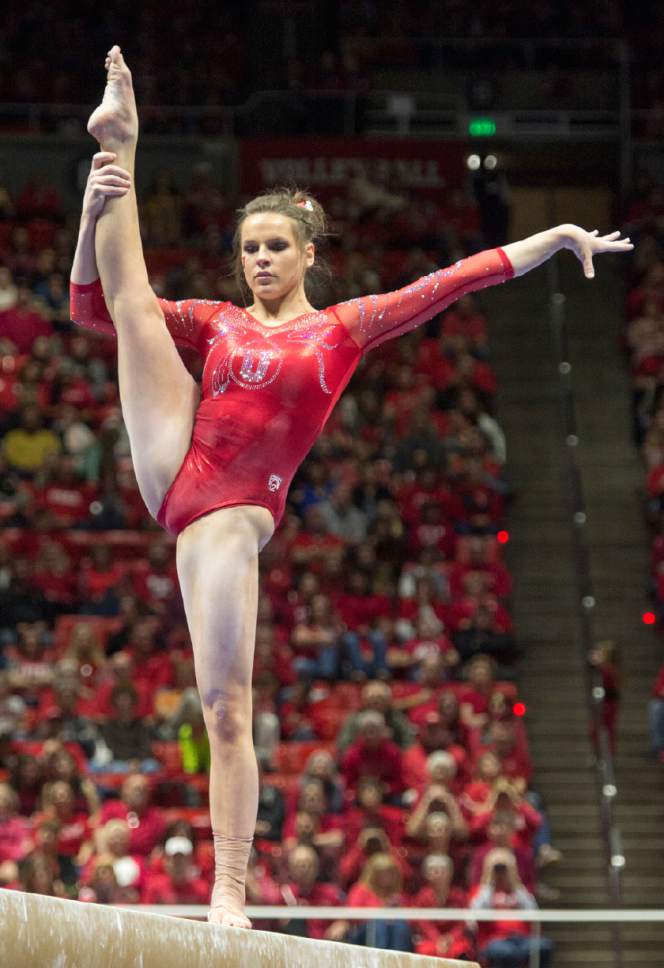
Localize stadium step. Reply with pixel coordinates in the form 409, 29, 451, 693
487, 257, 664, 968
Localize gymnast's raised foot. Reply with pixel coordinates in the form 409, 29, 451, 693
87, 45, 138, 147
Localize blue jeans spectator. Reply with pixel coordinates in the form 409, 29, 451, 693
526, 790, 553, 855
343, 629, 389, 678
293, 645, 340, 681
648, 698, 664, 755
482, 933, 553, 967
348, 918, 412, 952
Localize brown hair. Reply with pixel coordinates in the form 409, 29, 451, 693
232, 187, 332, 305
360, 851, 402, 900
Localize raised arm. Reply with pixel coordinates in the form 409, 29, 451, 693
70, 154, 216, 353
331, 247, 514, 352
331, 226, 633, 352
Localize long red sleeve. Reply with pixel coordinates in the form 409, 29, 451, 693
331, 247, 513, 352
69, 278, 218, 355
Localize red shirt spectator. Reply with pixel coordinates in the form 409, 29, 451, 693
141, 838, 209, 904
0, 288, 52, 353
96, 775, 166, 857
281, 844, 345, 940
340, 712, 405, 800
411, 855, 472, 961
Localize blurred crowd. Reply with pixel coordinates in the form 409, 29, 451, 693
4, 1, 664, 135
624, 177, 664, 764
0, 157, 562, 964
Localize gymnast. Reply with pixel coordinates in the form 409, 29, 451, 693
69, 45, 632, 928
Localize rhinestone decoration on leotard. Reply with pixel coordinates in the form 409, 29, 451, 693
344, 262, 464, 346
203, 306, 345, 397
173, 299, 218, 339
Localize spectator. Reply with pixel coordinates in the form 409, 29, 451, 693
298, 749, 344, 814
317, 480, 369, 544
470, 848, 554, 968
96, 685, 160, 774
649, 660, 664, 758
282, 779, 344, 855
80, 818, 145, 903
1, 404, 61, 474
95, 774, 166, 857
290, 593, 343, 681
339, 710, 405, 803
402, 711, 467, 795
0, 782, 34, 867
411, 854, 474, 960
255, 760, 286, 842
142, 835, 208, 904
0, 267, 18, 312
8, 754, 43, 816
36, 779, 92, 863
18, 851, 67, 898
141, 170, 183, 246
338, 853, 413, 952
470, 811, 536, 894
0, 285, 53, 353
405, 755, 467, 842
94, 651, 154, 721
589, 639, 621, 755
279, 844, 345, 940
342, 775, 405, 851
0, 670, 28, 736
24, 817, 79, 894
336, 680, 416, 753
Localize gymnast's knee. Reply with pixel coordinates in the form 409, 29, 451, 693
108, 290, 162, 329
201, 687, 251, 745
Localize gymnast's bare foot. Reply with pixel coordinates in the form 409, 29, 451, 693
87, 45, 138, 148
208, 896, 252, 929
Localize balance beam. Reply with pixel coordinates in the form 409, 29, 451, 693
0, 888, 478, 968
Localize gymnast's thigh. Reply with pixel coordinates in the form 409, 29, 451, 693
174, 506, 274, 687
113, 295, 201, 518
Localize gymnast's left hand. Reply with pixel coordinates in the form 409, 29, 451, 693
559, 224, 633, 279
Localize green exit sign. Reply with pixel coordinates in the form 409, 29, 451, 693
468, 117, 497, 137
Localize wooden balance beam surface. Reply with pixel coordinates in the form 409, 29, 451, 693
0, 889, 479, 968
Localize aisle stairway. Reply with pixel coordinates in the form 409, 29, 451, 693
562, 255, 664, 964
479, 252, 664, 967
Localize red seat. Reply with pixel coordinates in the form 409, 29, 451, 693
262, 772, 300, 797
454, 535, 502, 563
310, 705, 346, 740
26, 218, 57, 249
274, 740, 336, 774
152, 741, 183, 774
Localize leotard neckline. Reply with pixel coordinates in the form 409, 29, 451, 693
241, 306, 320, 330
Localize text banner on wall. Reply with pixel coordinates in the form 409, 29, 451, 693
239, 138, 467, 200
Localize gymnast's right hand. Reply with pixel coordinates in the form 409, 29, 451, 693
82, 151, 131, 218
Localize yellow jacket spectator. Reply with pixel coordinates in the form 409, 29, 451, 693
2, 404, 61, 473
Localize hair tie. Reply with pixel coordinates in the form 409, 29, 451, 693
296, 199, 314, 211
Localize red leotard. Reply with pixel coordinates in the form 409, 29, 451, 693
69, 247, 513, 535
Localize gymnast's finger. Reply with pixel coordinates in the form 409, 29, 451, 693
94, 166, 131, 182
91, 151, 117, 171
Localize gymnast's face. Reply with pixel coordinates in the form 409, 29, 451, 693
241, 213, 314, 305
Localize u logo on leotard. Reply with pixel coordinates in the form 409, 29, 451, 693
239, 349, 272, 383
228, 344, 283, 392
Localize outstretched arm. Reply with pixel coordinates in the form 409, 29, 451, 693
502, 223, 633, 279
332, 226, 633, 352
331, 246, 513, 352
